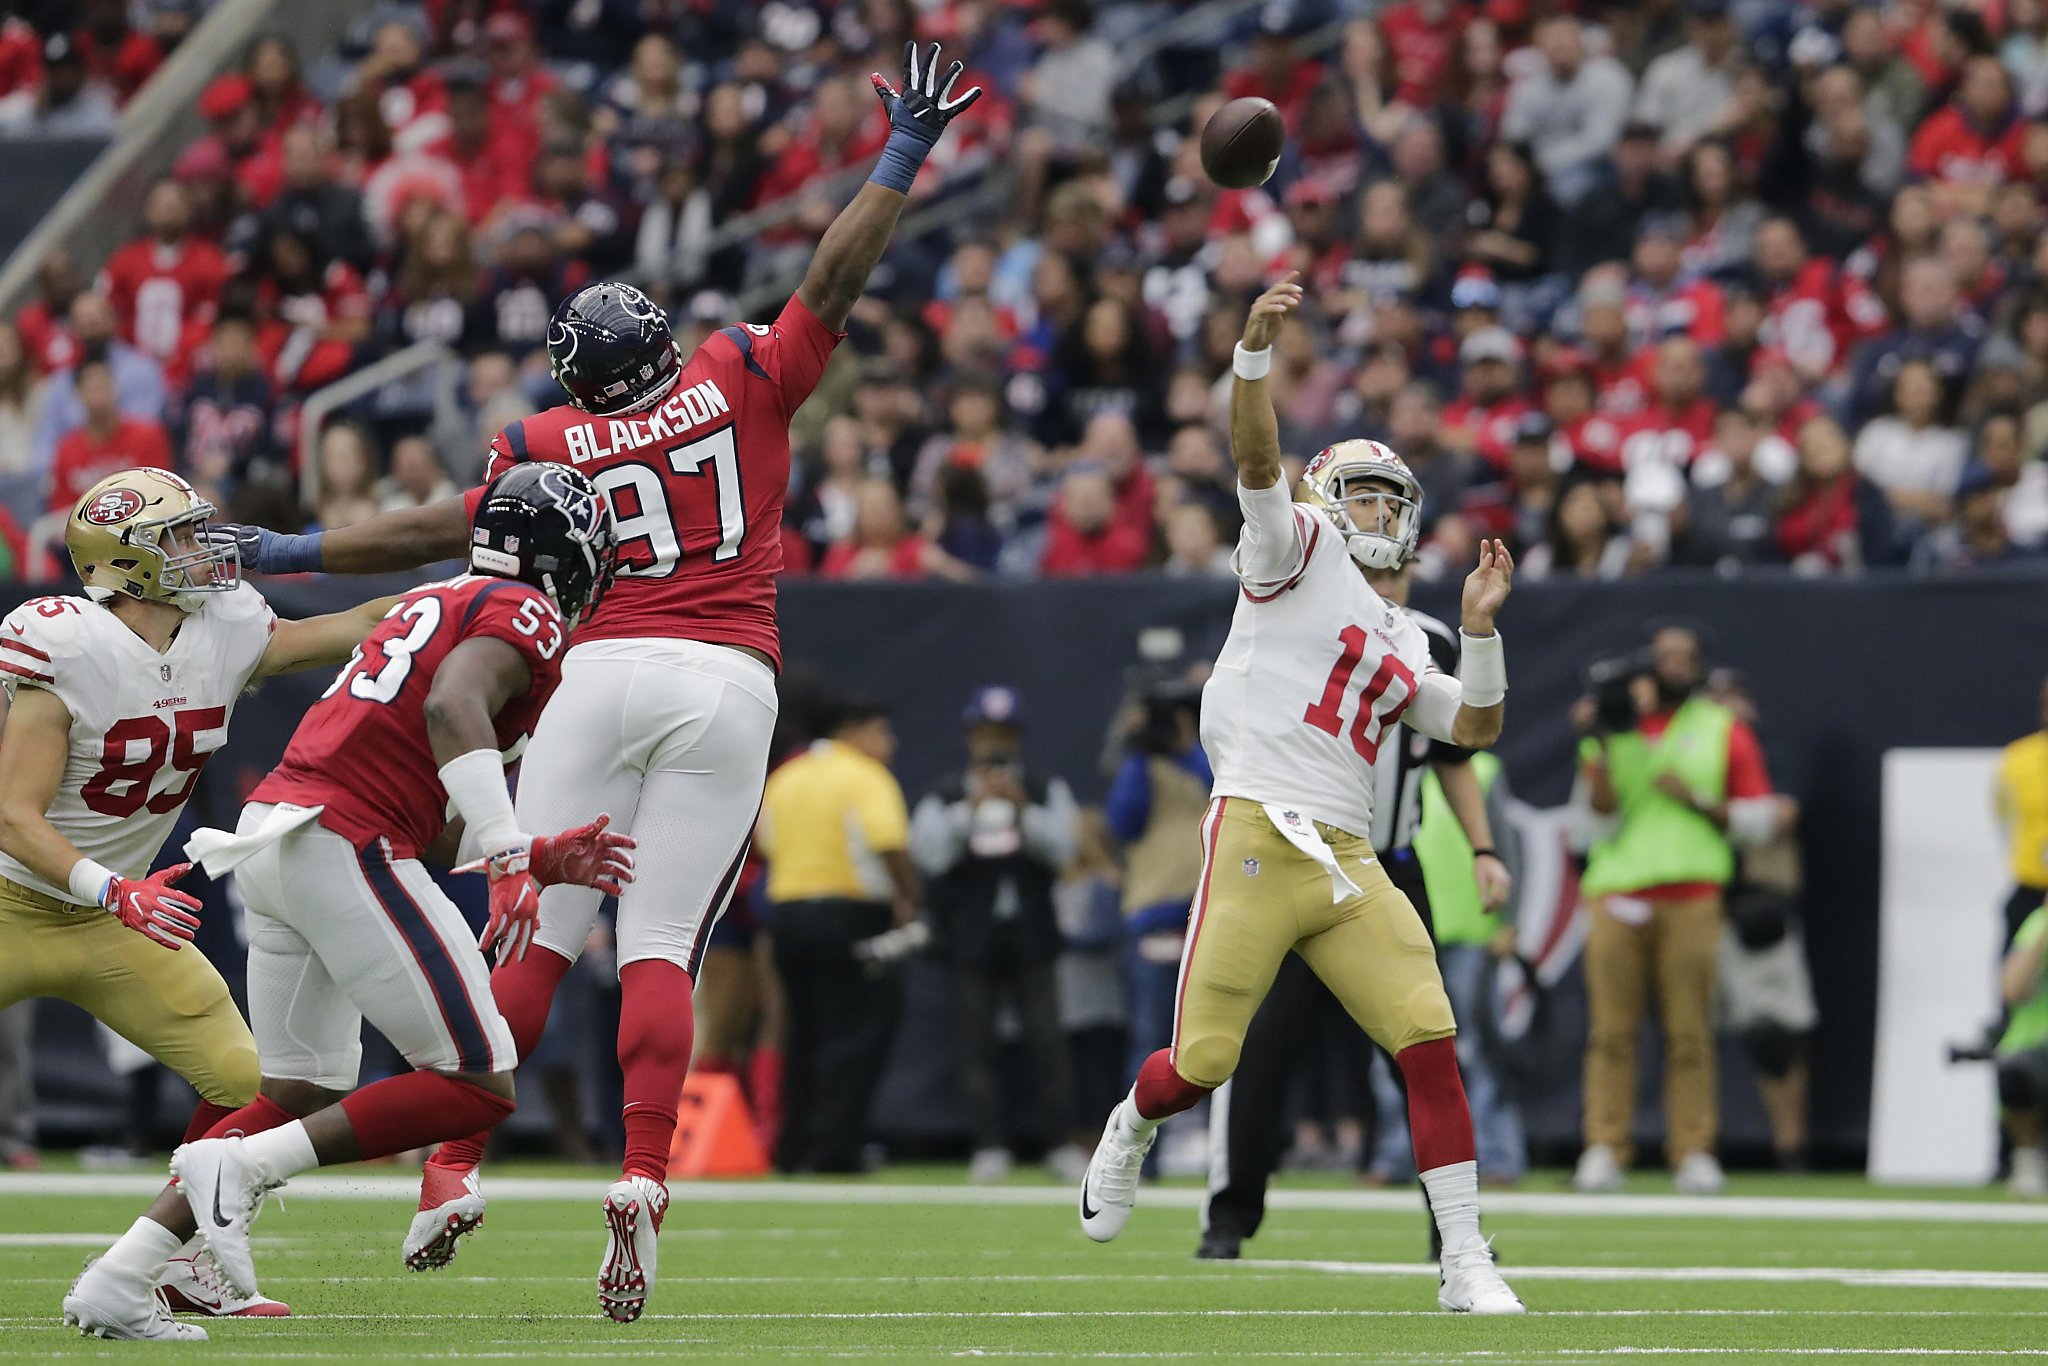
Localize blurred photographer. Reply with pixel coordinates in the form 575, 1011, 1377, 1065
1572, 624, 1780, 1196
1999, 900, 2048, 1197
1103, 675, 1211, 1087
910, 687, 1082, 1183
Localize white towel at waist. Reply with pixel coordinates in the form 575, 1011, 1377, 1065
184, 803, 325, 877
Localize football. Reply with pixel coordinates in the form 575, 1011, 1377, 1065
1200, 96, 1285, 190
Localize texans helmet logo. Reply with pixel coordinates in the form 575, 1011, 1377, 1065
82, 488, 145, 525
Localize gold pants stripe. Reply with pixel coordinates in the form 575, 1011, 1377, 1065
0, 876, 258, 1107
1168, 798, 1455, 1089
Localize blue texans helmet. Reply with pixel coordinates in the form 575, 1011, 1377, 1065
546, 281, 682, 416
470, 462, 620, 626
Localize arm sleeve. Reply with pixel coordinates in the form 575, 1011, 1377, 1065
1419, 618, 1474, 766
1021, 777, 1080, 869
1103, 753, 1153, 842
907, 791, 971, 877
855, 772, 911, 854
721, 295, 845, 418
1232, 480, 1317, 593
1404, 670, 1463, 745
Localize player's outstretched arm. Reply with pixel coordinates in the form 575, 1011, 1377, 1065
252, 594, 406, 680
216, 497, 471, 578
0, 689, 201, 945
1229, 274, 1304, 490
796, 42, 982, 332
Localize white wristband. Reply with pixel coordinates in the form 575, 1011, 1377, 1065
1232, 342, 1272, 382
1458, 630, 1507, 708
69, 857, 116, 908
437, 749, 523, 857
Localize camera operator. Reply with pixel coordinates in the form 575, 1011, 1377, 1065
1104, 675, 1212, 1087
910, 687, 1082, 1183
1999, 901, 2048, 1197
1572, 623, 1781, 1196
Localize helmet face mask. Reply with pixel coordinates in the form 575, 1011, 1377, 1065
68, 470, 240, 612
1300, 440, 1424, 569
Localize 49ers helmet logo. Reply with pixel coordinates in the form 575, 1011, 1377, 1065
82, 488, 145, 525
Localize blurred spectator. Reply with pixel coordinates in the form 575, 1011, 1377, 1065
1852, 359, 1968, 531
1976, 411, 2048, 547
1160, 502, 1230, 579
1843, 5, 1926, 133
482, 10, 557, 171
176, 307, 281, 498
1673, 407, 1792, 571
533, 137, 631, 277
633, 153, 713, 301
1387, 381, 1478, 530
1104, 676, 1208, 1083
1752, 216, 1887, 381
31, 293, 166, 472
1380, 0, 1462, 109
0, 322, 43, 524
312, 421, 381, 531
1573, 624, 1779, 1196
1464, 141, 1560, 286
1997, 678, 2048, 948
0, 34, 117, 137
1911, 465, 2042, 571
1041, 466, 1148, 576
384, 210, 481, 350
1996, 900, 2048, 1196
375, 434, 458, 512
910, 686, 1082, 1183
253, 224, 372, 392
1054, 298, 1165, 446
97, 180, 228, 379
1626, 216, 1725, 348
820, 478, 973, 582
1848, 256, 1982, 426
1054, 809, 1127, 1163
757, 696, 918, 1174
47, 358, 171, 514
266, 125, 374, 271
14, 248, 83, 374
909, 374, 1045, 530
1223, 8, 1325, 130
1523, 474, 1634, 580
1633, 0, 1744, 160
1678, 138, 1763, 282
1443, 327, 1531, 470
1500, 14, 1634, 208
1777, 415, 1896, 571
1908, 53, 2025, 218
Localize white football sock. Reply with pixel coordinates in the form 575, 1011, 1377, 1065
1420, 1159, 1482, 1254
237, 1121, 318, 1185
1120, 1090, 1159, 1136
99, 1217, 183, 1282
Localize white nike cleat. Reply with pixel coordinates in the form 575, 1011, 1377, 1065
62, 1256, 208, 1341
169, 1136, 282, 1299
1674, 1151, 1727, 1196
1078, 1099, 1156, 1243
1572, 1143, 1625, 1193
1438, 1239, 1526, 1314
597, 1176, 669, 1323
404, 1163, 487, 1272
159, 1239, 291, 1316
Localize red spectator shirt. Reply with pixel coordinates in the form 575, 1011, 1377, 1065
1221, 58, 1327, 130
819, 535, 931, 579
462, 294, 844, 668
1591, 351, 1653, 417
1380, 1, 1467, 107
14, 301, 73, 374
1040, 517, 1149, 576
1760, 259, 1887, 376
1443, 395, 1534, 471
72, 28, 161, 103
1907, 107, 2025, 186
488, 67, 560, 170
1625, 279, 1726, 348
1562, 411, 1629, 473
1613, 708, 1774, 901
0, 17, 39, 99
98, 236, 229, 368
1617, 398, 1718, 473
256, 264, 374, 392
253, 575, 565, 859
49, 418, 174, 513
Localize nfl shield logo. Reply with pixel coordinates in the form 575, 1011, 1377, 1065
1242, 858, 1260, 877
160, 664, 172, 682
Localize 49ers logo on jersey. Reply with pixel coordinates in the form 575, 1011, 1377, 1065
82, 488, 145, 525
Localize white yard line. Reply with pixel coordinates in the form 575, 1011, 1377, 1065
2, 1174, 2042, 1225
1246, 1259, 2048, 1290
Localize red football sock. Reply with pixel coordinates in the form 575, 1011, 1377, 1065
1396, 1037, 1478, 1172
182, 1101, 237, 1145
340, 1073, 514, 1163
1133, 1048, 1213, 1121
746, 1046, 783, 1155
430, 945, 574, 1173
201, 1094, 299, 1142
618, 959, 695, 1184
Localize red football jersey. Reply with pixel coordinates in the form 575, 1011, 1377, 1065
98, 237, 229, 365
463, 293, 843, 667
253, 575, 566, 859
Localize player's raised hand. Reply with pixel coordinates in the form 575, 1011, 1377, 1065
1241, 274, 1304, 353
871, 41, 983, 137
1460, 538, 1515, 635
530, 813, 637, 897
104, 863, 203, 951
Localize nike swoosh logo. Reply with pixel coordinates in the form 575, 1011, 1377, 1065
211, 1159, 232, 1228
1080, 1183, 1100, 1221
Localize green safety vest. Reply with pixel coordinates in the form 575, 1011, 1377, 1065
1579, 696, 1737, 897
2001, 907, 2048, 1057
1416, 752, 1503, 946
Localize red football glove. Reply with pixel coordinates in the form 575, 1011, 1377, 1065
529, 813, 636, 895
103, 863, 203, 951
461, 846, 542, 964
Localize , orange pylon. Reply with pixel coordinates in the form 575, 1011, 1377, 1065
667, 1072, 770, 1177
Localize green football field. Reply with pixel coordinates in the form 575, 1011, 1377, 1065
3, 1165, 2045, 1363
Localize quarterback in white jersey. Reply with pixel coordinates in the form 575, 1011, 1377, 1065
0, 470, 395, 1339
1078, 277, 1525, 1315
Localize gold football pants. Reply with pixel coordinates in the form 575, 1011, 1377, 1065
0, 875, 258, 1107
1170, 798, 1455, 1088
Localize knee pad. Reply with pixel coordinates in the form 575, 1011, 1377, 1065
1174, 1034, 1242, 1090
1385, 984, 1457, 1055
1998, 1049, 2048, 1112
1743, 1023, 1801, 1079
207, 1039, 262, 1108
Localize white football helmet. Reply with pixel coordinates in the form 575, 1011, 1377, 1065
1298, 439, 1423, 569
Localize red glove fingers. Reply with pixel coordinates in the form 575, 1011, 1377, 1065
105, 863, 203, 951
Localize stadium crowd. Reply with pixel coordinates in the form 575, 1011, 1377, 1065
4, 0, 2048, 584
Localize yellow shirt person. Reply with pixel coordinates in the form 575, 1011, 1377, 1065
1997, 679, 2048, 942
